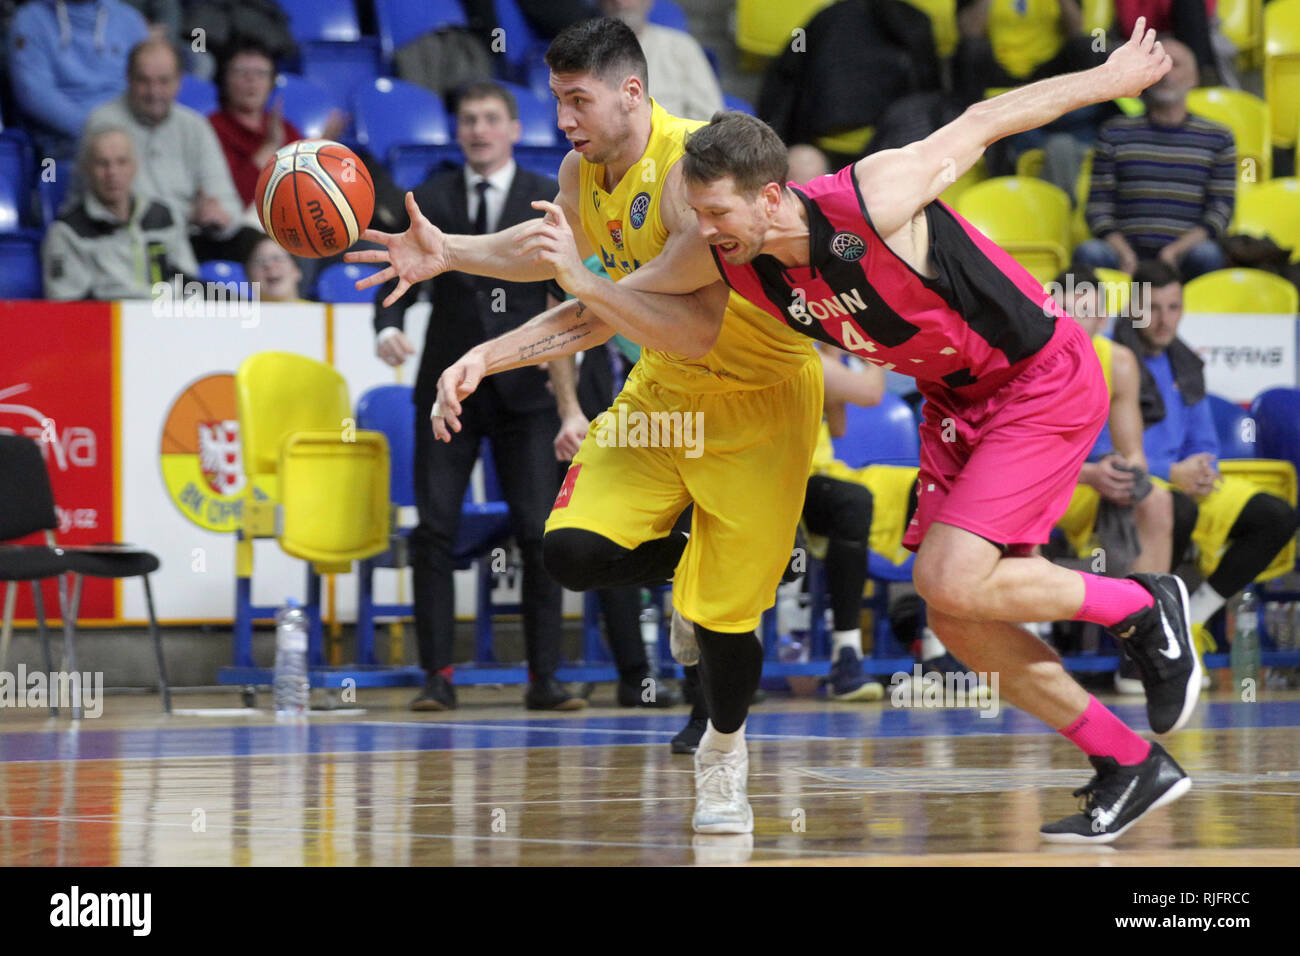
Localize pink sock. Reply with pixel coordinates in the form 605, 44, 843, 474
1060, 696, 1151, 766
1073, 572, 1153, 627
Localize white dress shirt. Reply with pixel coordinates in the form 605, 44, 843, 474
464, 159, 517, 234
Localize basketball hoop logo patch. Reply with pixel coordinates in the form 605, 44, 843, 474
830, 232, 866, 261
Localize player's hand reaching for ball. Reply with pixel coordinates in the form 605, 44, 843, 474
1103, 17, 1173, 99
520, 201, 590, 295
347, 193, 451, 306
431, 349, 488, 441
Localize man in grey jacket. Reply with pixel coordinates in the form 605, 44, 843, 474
84, 35, 259, 262
42, 125, 198, 299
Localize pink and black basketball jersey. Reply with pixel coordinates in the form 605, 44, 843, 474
710, 164, 1064, 401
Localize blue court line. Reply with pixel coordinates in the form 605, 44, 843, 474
2, 700, 1298, 763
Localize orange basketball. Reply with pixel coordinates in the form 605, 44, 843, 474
255, 139, 374, 259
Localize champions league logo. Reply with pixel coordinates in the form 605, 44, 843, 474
630, 192, 651, 229
830, 232, 866, 261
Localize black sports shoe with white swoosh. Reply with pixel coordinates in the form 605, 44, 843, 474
1107, 573, 1200, 735
1039, 743, 1190, 844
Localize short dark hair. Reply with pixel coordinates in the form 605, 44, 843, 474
1053, 266, 1099, 289
215, 37, 278, 102
545, 17, 648, 88
682, 112, 789, 196
454, 81, 518, 120
1133, 259, 1181, 289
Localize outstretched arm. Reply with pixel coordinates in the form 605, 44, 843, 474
857, 17, 1171, 235
347, 151, 592, 305
431, 298, 614, 440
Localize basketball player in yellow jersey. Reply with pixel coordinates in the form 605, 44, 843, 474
349, 18, 822, 835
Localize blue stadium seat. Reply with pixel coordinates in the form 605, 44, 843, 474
389, 144, 463, 190
724, 94, 756, 115
1252, 387, 1300, 474
352, 77, 451, 166
200, 260, 247, 285
831, 392, 921, 467
176, 73, 218, 116
274, 74, 343, 140
278, 0, 361, 42
1208, 393, 1257, 458
37, 174, 71, 225
492, 0, 544, 81
373, 0, 467, 64
649, 0, 690, 31
314, 262, 380, 302
494, 82, 558, 145
512, 145, 567, 182
300, 41, 382, 103
0, 235, 43, 298
0, 131, 30, 232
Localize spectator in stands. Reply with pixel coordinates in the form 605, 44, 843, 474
953, 0, 1103, 105
42, 125, 197, 299
1114, 261, 1299, 665
123, 0, 181, 43
1115, 0, 1221, 86
372, 82, 584, 713
86, 37, 260, 263
244, 235, 302, 302
7, 0, 150, 161
598, 0, 723, 121
208, 37, 343, 212
1075, 37, 1234, 280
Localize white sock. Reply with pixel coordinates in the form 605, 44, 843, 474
831, 628, 862, 657
920, 626, 946, 661
700, 720, 745, 754
1188, 581, 1227, 627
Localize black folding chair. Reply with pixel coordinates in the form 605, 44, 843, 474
0, 435, 170, 716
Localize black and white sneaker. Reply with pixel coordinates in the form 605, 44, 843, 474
1107, 573, 1200, 735
1040, 742, 1191, 844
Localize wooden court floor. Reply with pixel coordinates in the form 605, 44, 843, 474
1, 686, 1298, 866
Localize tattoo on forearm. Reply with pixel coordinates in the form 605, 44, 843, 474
576, 301, 587, 318
517, 321, 592, 362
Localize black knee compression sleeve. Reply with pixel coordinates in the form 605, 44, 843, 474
542, 527, 687, 591
695, 625, 763, 734
1207, 493, 1300, 598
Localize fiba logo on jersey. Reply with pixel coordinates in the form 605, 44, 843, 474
830, 232, 866, 261
629, 192, 651, 229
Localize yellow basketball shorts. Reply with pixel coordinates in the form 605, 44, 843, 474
546, 356, 824, 633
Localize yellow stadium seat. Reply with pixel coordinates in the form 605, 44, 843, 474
1217, 459, 1298, 579
235, 351, 390, 571
815, 126, 874, 157
1186, 87, 1272, 185
1015, 148, 1045, 178
1183, 268, 1300, 314
1094, 266, 1131, 317
735, 0, 835, 58
1081, 0, 1113, 32
1233, 177, 1300, 261
1218, 0, 1264, 68
1265, 0, 1300, 147
956, 176, 1071, 283
900, 0, 958, 57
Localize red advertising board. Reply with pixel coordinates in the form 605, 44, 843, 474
0, 301, 116, 620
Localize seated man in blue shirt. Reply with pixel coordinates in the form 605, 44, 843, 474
1114, 260, 1299, 662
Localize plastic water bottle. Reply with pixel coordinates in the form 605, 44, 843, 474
640, 593, 660, 678
1230, 588, 1261, 699
274, 599, 310, 720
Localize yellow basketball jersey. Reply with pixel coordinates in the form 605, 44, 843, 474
1092, 333, 1113, 397
577, 100, 815, 394
988, 0, 1063, 79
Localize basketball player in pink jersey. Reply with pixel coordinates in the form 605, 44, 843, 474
524, 20, 1197, 843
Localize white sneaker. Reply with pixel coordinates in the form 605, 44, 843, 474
671, 608, 700, 666
693, 743, 753, 834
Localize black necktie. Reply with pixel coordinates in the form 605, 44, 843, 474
472, 179, 490, 234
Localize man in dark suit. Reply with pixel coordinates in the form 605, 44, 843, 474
374, 81, 583, 713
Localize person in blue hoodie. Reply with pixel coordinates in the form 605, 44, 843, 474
1113, 259, 1300, 663
8, 0, 149, 160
